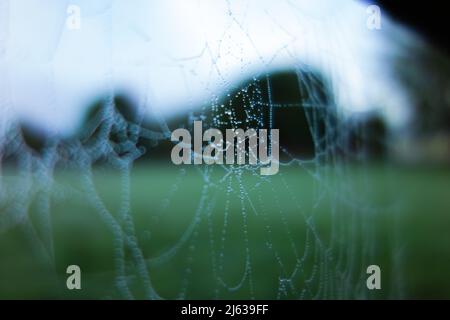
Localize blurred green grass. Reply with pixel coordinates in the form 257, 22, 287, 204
0, 164, 449, 299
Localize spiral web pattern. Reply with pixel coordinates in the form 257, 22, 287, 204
0, 0, 402, 299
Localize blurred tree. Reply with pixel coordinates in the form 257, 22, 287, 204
20, 121, 49, 154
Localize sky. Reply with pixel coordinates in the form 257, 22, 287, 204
0, 0, 416, 136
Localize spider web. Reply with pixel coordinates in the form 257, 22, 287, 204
0, 0, 403, 299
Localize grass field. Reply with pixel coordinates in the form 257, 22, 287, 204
0, 164, 449, 299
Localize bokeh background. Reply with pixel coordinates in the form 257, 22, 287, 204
0, 0, 449, 299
